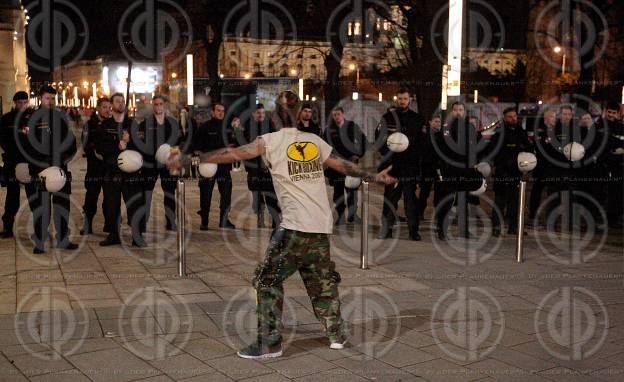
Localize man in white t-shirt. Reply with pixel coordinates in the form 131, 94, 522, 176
168, 123, 395, 360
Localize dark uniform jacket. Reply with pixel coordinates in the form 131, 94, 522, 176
83, 115, 108, 177
242, 118, 276, 191
192, 117, 235, 174
323, 119, 366, 182
435, 117, 483, 191
0, 109, 27, 168
375, 107, 425, 180
130, 115, 182, 174
21, 107, 77, 177
489, 122, 531, 181
95, 116, 133, 174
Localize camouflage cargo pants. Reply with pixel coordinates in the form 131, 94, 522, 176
253, 228, 344, 347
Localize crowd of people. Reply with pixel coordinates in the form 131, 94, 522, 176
0, 86, 623, 253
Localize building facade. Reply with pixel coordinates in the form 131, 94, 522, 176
0, 0, 28, 114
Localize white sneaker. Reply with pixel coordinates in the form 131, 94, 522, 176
329, 340, 347, 350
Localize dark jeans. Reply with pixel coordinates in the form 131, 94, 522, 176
102, 173, 142, 238
418, 178, 435, 218
381, 179, 420, 236
25, 181, 72, 249
143, 168, 178, 229
434, 185, 471, 237
199, 171, 232, 225
528, 173, 545, 220
492, 180, 519, 232
332, 178, 358, 221
83, 167, 105, 227
2, 170, 20, 233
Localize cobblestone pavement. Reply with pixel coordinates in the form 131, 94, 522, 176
0, 158, 622, 381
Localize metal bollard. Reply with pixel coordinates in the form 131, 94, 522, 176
360, 181, 370, 270
177, 179, 187, 277
516, 180, 527, 263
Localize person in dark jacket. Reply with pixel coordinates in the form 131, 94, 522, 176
375, 89, 425, 241
489, 107, 532, 236
528, 108, 557, 222
21, 86, 78, 254
418, 115, 442, 220
0, 91, 30, 238
597, 102, 624, 228
434, 102, 484, 240
577, 111, 610, 226
193, 102, 235, 230
324, 107, 366, 224
130, 95, 182, 233
97, 93, 143, 247
80, 97, 112, 235
296, 103, 322, 136
535, 105, 578, 226
241, 104, 281, 228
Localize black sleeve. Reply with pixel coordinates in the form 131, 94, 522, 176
61, 117, 77, 165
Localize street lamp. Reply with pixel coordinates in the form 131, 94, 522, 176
349, 63, 360, 88
553, 46, 566, 75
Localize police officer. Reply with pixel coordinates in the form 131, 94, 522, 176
80, 97, 112, 235
297, 103, 322, 136
490, 107, 531, 236
22, 86, 78, 254
434, 102, 483, 240
0, 91, 29, 238
597, 101, 624, 228
534, 105, 583, 230
193, 102, 235, 230
376, 89, 424, 241
577, 111, 610, 227
131, 95, 181, 233
528, 108, 557, 222
324, 107, 366, 224
418, 115, 442, 220
242, 103, 281, 228
98, 93, 143, 247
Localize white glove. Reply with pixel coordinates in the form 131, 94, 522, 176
94, 151, 104, 161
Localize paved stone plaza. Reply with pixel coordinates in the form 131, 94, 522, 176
0, 157, 622, 381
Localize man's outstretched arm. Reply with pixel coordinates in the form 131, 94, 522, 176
324, 153, 396, 185
168, 138, 265, 171
198, 138, 265, 163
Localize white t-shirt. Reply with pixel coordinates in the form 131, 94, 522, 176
261, 128, 334, 234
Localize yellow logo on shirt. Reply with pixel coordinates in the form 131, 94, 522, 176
287, 142, 319, 162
